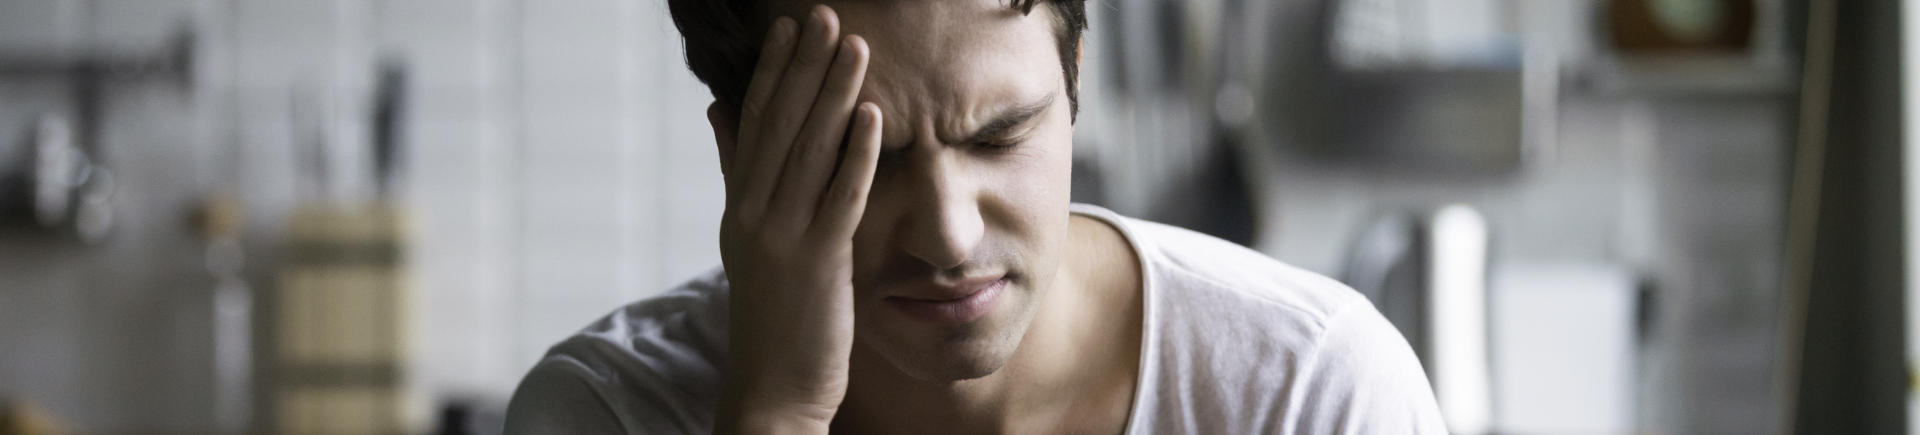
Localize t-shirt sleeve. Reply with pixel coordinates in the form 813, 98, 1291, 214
504, 354, 710, 434
1286, 303, 1450, 434
504, 358, 629, 434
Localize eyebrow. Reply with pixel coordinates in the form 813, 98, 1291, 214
955, 93, 1055, 145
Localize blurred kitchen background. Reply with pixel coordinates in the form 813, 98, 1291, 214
0, 0, 1908, 433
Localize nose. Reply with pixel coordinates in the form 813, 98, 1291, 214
896, 151, 983, 270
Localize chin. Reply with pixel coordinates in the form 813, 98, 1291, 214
860, 283, 1041, 383
898, 340, 1013, 382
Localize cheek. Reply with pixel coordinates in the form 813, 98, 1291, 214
976, 142, 1071, 210
975, 126, 1075, 261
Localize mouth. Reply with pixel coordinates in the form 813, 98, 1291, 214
883, 275, 1009, 325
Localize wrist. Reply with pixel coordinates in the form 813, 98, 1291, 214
716, 381, 840, 435
720, 406, 833, 435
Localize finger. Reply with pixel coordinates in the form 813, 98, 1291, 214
816, 103, 883, 238
729, 16, 798, 200
736, 5, 840, 219
707, 102, 738, 179
770, 33, 868, 221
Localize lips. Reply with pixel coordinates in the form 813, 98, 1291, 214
884, 276, 1008, 324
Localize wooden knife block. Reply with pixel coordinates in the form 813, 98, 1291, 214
274, 205, 420, 434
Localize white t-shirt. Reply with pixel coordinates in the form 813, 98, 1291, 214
505, 204, 1447, 434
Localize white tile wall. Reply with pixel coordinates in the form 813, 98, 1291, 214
0, 0, 726, 431
0, 0, 82, 52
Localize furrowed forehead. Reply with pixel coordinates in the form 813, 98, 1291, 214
798, 0, 1063, 147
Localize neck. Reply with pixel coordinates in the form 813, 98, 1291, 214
836, 214, 1143, 434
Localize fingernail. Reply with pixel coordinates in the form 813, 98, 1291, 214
858, 105, 876, 126
769, 17, 795, 46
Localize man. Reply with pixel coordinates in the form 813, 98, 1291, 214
504, 0, 1446, 433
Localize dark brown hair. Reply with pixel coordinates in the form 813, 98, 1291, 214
666, 0, 1089, 121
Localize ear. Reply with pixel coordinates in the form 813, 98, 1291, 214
706, 101, 739, 177
1075, 37, 1085, 91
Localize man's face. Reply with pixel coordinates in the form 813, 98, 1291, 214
775, 0, 1074, 382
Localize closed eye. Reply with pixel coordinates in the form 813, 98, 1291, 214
957, 94, 1054, 148
974, 139, 1020, 150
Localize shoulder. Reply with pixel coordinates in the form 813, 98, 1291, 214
504, 269, 733, 434
1080, 204, 1393, 365
1091, 206, 1365, 334
1276, 301, 1450, 433
1076, 206, 1444, 433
